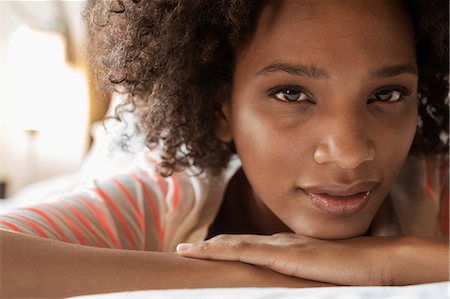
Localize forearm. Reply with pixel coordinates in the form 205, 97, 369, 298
1, 230, 329, 298
389, 236, 449, 285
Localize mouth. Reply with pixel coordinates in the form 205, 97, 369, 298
300, 181, 379, 217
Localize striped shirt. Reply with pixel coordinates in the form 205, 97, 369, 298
0, 152, 448, 251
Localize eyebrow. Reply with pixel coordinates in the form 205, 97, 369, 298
255, 63, 329, 79
370, 65, 418, 79
255, 63, 418, 79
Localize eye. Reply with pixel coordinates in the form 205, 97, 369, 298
368, 86, 411, 103
267, 85, 312, 102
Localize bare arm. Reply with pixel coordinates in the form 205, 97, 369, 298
0, 230, 330, 298
177, 233, 449, 285
389, 236, 449, 285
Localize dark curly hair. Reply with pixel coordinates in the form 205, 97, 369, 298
84, 0, 449, 177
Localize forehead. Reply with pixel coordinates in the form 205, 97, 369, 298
235, 0, 416, 77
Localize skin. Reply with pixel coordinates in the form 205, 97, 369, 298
1, 230, 329, 298
177, 0, 449, 285
177, 233, 449, 285
217, 0, 419, 239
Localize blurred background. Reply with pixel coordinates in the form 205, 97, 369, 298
1, 0, 114, 199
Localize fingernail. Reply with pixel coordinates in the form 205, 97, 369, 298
176, 243, 193, 252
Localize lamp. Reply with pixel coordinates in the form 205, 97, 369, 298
3, 24, 89, 190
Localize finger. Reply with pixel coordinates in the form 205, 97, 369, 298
176, 233, 316, 279
176, 234, 282, 268
176, 234, 267, 260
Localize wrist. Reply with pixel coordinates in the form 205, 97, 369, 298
364, 236, 400, 285
389, 236, 449, 285
382, 236, 413, 286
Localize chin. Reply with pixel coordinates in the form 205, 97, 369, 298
294, 220, 371, 240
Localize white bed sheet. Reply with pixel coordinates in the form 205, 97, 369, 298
72, 282, 448, 299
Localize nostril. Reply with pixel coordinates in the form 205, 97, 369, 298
313, 140, 375, 168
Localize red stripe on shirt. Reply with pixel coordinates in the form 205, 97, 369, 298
440, 164, 449, 195
171, 175, 180, 209
425, 158, 433, 199
438, 161, 449, 236
145, 170, 168, 198
78, 196, 121, 249
144, 170, 168, 213
26, 207, 69, 242
156, 175, 168, 198
62, 202, 107, 248
130, 172, 164, 249
111, 178, 146, 235
94, 186, 138, 250
441, 190, 449, 236
41, 203, 87, 245
0, 219, 22, 232
143, 155, 168, 199
10, 212, 48, 238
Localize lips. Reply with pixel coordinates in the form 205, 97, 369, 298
301, 181, 379, 217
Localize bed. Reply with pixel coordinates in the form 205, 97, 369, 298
71, 282, 449, 298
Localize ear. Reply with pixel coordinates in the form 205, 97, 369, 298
215, 95, 233, 143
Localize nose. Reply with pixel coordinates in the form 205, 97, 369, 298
313, 111, 375, 169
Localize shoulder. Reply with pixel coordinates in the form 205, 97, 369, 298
390, 153, 448, 237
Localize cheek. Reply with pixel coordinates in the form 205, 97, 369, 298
375, 104, 418, 177
230, 99, 313, 200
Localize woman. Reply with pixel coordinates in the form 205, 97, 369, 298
1, 0, 448, 297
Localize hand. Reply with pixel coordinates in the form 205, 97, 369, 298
177, 233, 399, 286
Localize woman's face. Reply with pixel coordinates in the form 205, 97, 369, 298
218, 0, 418, 239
